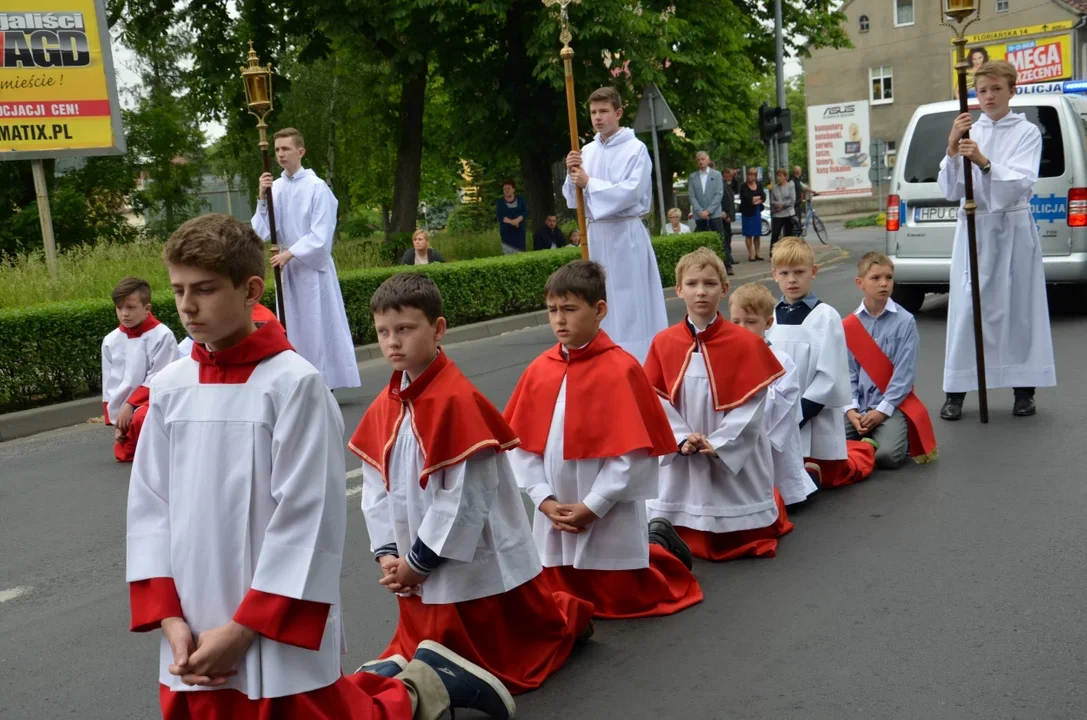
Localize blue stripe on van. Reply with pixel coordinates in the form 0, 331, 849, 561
1033, 194, 1066, 223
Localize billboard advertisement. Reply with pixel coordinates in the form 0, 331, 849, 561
0, 2, 125, 160
950, 21, 1075, 97
807, 100, 872, 199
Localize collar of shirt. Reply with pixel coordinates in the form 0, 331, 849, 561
560, 339, 593, 357
854, 297, 899, 319
685, 313, 718, 336
191, 321, 293, 368
118, 313, 162, 339
281, 167, 313, 182
777, 293, 820, 310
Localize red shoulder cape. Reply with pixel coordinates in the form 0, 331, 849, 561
348, 350, 519, 489
503, 330, 676, 460
643, 315, 785, 411
842, 314, 938, 462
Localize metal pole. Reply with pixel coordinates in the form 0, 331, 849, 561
774, 0, 788, 168
648, 88, 666, 234
31, 160, 58, 278
954, 35, 989, 423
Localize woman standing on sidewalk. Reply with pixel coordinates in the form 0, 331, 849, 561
740, 168, 766, 261
769, 169, 797, 256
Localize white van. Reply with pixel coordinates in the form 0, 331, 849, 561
886, 93, 1087, 312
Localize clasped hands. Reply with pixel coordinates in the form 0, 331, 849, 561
846, 408, 886, 435
680, 433, 719, 457
162, 617, 255, 687
539, 498, 598, 534
948, 113, 989, 167
378, 555, 426, 595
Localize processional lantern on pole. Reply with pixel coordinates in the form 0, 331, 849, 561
240, 41, 288, 333
543, 0, 589, 261
940, 0, 988, 423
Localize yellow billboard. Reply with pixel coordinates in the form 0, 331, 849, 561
0, 2, 125, 159
950, 24, 1074, 96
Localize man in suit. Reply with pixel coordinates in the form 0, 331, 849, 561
688, 151, 731, 273
719, 167, 737, 274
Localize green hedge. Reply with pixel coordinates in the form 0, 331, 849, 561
0, 233, 722, 413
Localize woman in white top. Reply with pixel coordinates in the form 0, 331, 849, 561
663, 207, 692, 235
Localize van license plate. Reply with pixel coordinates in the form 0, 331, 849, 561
914, 206, 958, 222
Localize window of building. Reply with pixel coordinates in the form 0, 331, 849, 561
870, 66, 893, 104
895, 0, 914, 26
996, 0, 1008, 11
859, 15, 870, 32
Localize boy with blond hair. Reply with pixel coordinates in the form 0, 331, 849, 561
350, 272, 593, 698
102, 276, 180, 462
728, 282, 817, 507
939, 60, 1055, 420
128, 214, 515, 720
844, 253, 937, 467
765, 237, 861, 488
643, 249, 793, 560
506, 260, 703, 617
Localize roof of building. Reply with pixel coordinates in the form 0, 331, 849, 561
1054, 0, 1087, 13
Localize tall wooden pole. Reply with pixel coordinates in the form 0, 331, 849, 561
31, 160, 58, 278
948, 20, 988, 423
259, 135, 288, 334
547, 0, 588, 260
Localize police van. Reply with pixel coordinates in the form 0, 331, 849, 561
885, 87, 1087, 312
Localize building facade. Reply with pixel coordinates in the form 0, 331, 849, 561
804, 0, 1085, 213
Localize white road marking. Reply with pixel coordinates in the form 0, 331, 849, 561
0, 586, 32, 603
346, 467, 365, 498
346, 484, 364, 498
346, 468, 364, 480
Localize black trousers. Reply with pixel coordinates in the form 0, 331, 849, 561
770, 216, 795, 254
695, 216, 732, 266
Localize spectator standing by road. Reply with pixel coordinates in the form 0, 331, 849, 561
688, 151, 732, 273
496, 180, 528, 254
535, 214, 568, 249
769, 169, 797, 255
791, 166, 809, 220
740, 168, 766, 261
720, 167, 737, 274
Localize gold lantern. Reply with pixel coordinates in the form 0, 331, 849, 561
240, 41, 275, 149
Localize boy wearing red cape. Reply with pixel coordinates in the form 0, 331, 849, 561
643, 249, 792, 561
843, 253, 938, 467
128, 215, 515, 720
505, 260, 703, 619
349, 273, 594, 697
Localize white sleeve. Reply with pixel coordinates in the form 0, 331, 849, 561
361, 463, 396, 554
102, 337, 112, 403
938, 152, 966, 203
252, 372, 346, 604
583, 450, 659, 518
766, 364, 801, 452
704, 391, 767, 476
126, 396, 173, 581
416, 450, 499, 563
287, 184, 337, 271
562, 172, 579, 210
980, 124, 1041, 211
661, 396, 693, 445
144, 330, 181, 385
583, 146, 652, 219
805, 314, 853, 408
508, 447, 556, 510
251, 196, 271, 241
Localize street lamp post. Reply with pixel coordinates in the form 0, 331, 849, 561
240, 41, 287, 333
940, 0, 988, 423
543, 0, 589, 261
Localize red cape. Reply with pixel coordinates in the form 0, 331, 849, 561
118, 312, 162, 339
349, 350, 519, 489
643, 315, 785, 411
842, 314, 938, 462
503, 331, 676, 460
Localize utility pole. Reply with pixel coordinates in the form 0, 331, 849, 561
774, 0, 788, 169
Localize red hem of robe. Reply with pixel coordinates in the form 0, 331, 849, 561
233, 588, 331, 651
379, 574, 593, 695
674, 489, 794, 561
807, 440, 876, 489
114, 404, 148, 463
103, 401, 112, 426
158, 673, 412, 720
538, 544, 703, 620
130, 577, 184, 632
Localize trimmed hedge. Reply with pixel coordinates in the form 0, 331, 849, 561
0, 232, 722, 413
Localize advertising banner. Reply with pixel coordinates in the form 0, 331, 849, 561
806, 100, 872, 199
0, 2, 125, 159
950, 21, 1075, 97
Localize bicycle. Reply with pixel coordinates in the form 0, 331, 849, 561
798, 193, 828, 245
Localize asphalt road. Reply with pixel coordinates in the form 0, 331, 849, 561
3, 224, 1087, 719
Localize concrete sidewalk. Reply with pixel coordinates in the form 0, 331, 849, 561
0, 243, 845, 442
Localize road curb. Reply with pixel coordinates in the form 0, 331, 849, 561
0, 245, 845, 443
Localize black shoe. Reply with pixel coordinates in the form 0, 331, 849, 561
648, 517, 694, 570
356, 655, 407, 677
413, 640, 516, 719
726, 265, 735, 276
1013, 389, 1036, 417
939, 394, 964, 421
575, 618, 596, 648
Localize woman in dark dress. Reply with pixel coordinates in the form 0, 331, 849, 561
739, 168, 767, 261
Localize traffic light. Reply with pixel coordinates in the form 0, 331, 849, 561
759, 103, 784, 142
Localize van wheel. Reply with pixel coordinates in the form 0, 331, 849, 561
761, 219, 771, 236
891, 285, 926, 314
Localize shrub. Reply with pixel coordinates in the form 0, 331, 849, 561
0, 232, 721, 412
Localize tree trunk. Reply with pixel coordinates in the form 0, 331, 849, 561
518, 150, 555, 250
327, 64, 338, 194
389, 59, 428, 234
